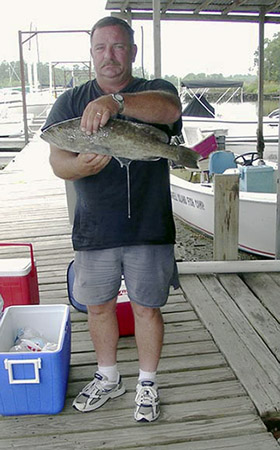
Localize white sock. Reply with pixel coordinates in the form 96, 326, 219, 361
98, 364, 119, 382
138, 369, 157, 383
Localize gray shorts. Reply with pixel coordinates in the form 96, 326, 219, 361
73, 245, 179, 308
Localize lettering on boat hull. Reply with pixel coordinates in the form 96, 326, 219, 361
171, 191, 205, 211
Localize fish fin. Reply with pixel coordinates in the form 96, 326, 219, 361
176, 146, 200, 171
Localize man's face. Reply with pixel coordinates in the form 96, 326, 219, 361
91, 25, 137, 84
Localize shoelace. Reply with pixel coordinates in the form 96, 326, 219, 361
137, 386, 158, 405
82, 378, 105, 399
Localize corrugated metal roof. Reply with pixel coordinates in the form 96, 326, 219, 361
105, 0, 280, 22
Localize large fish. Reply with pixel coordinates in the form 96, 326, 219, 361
41, 117, 200, 170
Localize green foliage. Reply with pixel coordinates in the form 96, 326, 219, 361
244, 80, 258, 93
0, 57, 277, 97
0, 61, 21, 87
0, 61, 95, 89
254, 32, 280, 83
132, 66, 149, 78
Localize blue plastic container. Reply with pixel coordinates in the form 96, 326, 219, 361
239, 165, 276, 193
0, 304, 71, 416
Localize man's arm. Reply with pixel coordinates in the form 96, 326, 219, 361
49, 145, 111, 181
81, 90, 182, 135
48, 87, 181, 180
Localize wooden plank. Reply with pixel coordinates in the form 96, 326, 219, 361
68, 367, 237, 396
69, 353, 228, 381
71, 329, 212, 349
70, 340, 219, 366
135, 434, 280, 450
67, 380, 247, 404
0, 415, 267, 449
218, 273, 280, 383
180, 273, 280, 416
0, 397, 255, 439
242, 272, 280, 320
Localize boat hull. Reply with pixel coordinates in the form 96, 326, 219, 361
170, 173, 276, 258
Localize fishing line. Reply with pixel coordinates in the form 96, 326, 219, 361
114, 157, 132, 219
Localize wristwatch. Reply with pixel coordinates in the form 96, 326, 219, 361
111, 93, 124, 113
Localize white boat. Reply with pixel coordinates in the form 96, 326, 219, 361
0, 107, 34, 142
181, 80, 279, 158
0, 88, 54, 150
170, 150, 278, 258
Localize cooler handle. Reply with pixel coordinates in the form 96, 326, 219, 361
4, 358, 41, 384
0, 243, 36, 275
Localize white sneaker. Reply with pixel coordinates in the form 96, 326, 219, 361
73, 372, 126, 412
134, 380, 160, 422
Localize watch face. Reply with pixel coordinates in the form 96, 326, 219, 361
115, 94, 123, 102
112, 93, 124, 113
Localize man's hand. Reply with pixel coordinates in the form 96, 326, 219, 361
49, 145, 111, 181
75, 153, 112, 177
80, 95, 120, 135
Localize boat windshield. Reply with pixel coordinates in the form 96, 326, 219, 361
181, 80, 244, 118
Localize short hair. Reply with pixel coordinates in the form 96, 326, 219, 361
90, 16, 135, 46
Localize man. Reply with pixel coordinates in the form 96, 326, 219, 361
43, 16, 182, 422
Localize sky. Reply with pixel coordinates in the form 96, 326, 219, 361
1, 0, 280, 78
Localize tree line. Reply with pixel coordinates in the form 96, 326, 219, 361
0, 31, 279, 96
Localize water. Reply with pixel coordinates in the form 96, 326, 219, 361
185, 100, 279, 161
216, 100, 279, 120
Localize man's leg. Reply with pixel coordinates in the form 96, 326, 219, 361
72, 298, 126, 412
72, 247, 126, 412
131, 302, 163, 423
87, 297, 119, 366
123, 244, 178, 422
131, 302, 164, 372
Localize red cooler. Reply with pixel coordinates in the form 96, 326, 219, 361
116, 278, 135, 336
0, 243, 39, 310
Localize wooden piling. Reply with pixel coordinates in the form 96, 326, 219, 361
213, 174, 239, 261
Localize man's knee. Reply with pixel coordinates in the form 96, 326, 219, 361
131, 302, 161, 321
87, 297, 118, 317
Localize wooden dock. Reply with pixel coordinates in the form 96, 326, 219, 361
0, 134, 280, 449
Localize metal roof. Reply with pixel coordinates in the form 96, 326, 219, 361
105, 0, 280, 23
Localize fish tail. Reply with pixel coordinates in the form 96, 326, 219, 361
175, 145, 200, 170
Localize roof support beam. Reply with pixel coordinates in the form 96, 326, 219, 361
257, 7, 265, 157
222, 0, 248, 15
269, 0, 280, 12
194, 0, 213, 14
120, 0, 130, 12
161, 0, 176, 13
276, 92, 280, 258
153, 0, 161, 77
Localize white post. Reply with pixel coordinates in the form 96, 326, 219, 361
153, 0, 161, 78
49, 62, 53, 97
257, 8, 265, 157
275, 96, 280, 259
27, 62, 33, 94
33, 62, 39, 92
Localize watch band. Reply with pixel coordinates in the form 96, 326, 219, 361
111, 93, 124, 114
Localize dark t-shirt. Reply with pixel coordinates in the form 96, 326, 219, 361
43, 77, 182, 251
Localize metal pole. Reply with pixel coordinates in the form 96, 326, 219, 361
153, 0, 161, 78
18, 30, 29, 146
275, 96, 280, 259
257, 8, 265, 158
